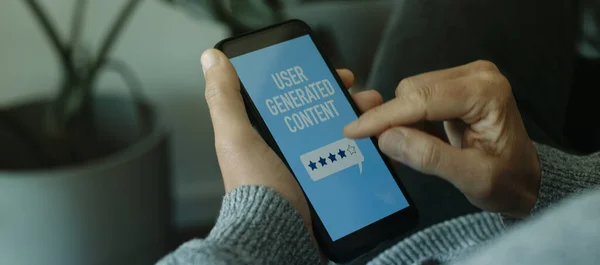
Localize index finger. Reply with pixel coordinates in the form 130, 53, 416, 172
395, 60, 499, 96
202, 49, 253, 141
343, 77, 480, 138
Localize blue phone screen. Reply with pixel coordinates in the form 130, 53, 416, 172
230, 34, 409, 240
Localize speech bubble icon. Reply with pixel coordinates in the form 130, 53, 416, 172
299, 138, 365, 181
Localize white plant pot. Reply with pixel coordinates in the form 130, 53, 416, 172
0, 97, 170, 265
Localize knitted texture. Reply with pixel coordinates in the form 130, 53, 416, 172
158, 144, 600, 264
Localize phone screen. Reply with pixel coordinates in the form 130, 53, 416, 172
230, 34, 410, 241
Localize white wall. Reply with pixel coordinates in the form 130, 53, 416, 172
0, 0, 228, 227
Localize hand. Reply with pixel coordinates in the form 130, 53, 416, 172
343, 60, 541, 217
201, 48, 384, 228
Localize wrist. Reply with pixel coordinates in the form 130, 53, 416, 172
530, 141, 542, 209
504, 141, 541, 218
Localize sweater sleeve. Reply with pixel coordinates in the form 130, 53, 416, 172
367, 145, 600, 265
501, 144, 600, 226
531, 144, 600, 213
156, 186, 320, 265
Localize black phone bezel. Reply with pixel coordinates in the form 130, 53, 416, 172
214, 19, 418, 263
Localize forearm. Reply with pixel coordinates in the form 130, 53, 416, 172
532, 143, 600, 213
157, 186, 320, 265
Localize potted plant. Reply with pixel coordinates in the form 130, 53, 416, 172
169, 0, 283, 34
0, 1, 170, 265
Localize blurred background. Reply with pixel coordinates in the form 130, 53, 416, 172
1, 0, 598, 264
0, 0, 395, 264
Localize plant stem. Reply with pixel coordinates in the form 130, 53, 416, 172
104, 59, 151, 134
59, 0, 143, 133
22, 0, 75, 76
88, 0, 143, 81
69, 0, 88, 51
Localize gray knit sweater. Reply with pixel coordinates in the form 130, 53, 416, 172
158, 144, 600, 265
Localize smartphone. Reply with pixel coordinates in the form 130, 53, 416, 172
215, 19, 418, 262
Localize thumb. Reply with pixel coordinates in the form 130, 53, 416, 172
202, 49, 254, 144
378, 127, 485, 188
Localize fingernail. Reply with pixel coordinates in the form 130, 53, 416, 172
201, 49, 220, 74
379, 128, 406, 160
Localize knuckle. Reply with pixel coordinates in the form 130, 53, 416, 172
371, 105, 394, 128
477, 70, 497, 83
396, 77, 416, 96
419, 141, 440, 171
495, 75, 513, 100
472, 60, 499, 72
470, 61, 510, 103
405, 85, 431, 107
404, 85, 433, 119
480, 73, 513, 107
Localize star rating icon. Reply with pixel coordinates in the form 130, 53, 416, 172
308, 160, 317, 171
301, 138, 365, 180
306, 146, 356, 171
328, 153, 337, 163
318, 157, 327, 166
347, 144, 357, 155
